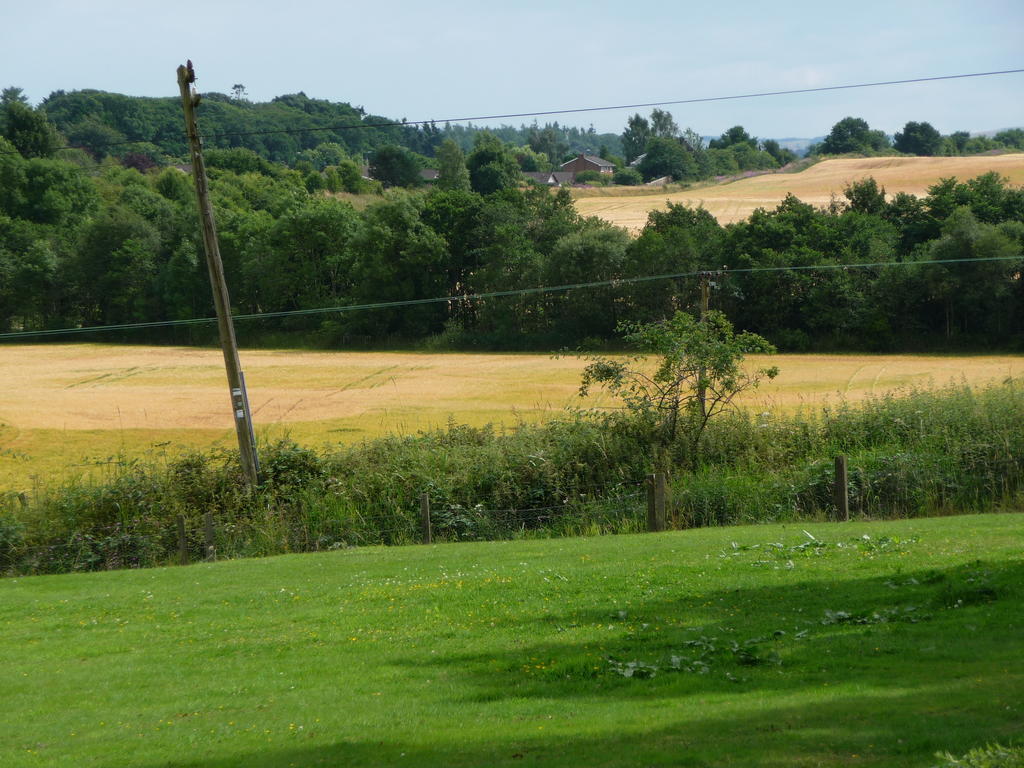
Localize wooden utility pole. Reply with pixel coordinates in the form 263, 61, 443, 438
177, 61, 260, 487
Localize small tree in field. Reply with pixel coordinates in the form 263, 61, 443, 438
579, 310, 778, 465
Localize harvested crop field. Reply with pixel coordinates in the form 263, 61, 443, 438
1, 344, 1021, 491
572, 154, 1024, 230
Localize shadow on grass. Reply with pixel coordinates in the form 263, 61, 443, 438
126, 559, 1023, 768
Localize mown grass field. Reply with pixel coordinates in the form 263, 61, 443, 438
1, 513, 1021, 767
572, 154, 1024, 229
2, 344, 1022, 492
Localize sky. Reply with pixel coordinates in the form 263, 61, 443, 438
3, 0, 1022, 140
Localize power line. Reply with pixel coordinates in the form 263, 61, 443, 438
3, 67, 1022, 156
1, 255, 1019, 341
201, 68, 1024, 142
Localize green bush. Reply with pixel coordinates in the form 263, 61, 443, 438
613, 168, 643, 186
5, 382, 1023, 575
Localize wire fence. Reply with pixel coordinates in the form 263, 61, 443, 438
3, 445, 1021, 578
0, 479, 654, 577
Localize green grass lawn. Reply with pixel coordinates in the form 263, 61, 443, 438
2, 513, 1022, 767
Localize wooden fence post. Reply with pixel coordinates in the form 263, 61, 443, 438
834, 455, 850, 522
176, 514, 189, 565
647, 473, 667, 532
420, 493, 432, 544
203, 512, 216, 561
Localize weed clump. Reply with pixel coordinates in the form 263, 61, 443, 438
3, 381, 1022, 575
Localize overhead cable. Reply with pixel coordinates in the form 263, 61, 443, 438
1, 254, 1019, 341
2, 68, 1021, 157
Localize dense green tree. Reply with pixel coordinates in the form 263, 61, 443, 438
369, 144, 422, 188
947, 131, 971, 153
1, 87, 28, 106
995, 128, 1024, 151
612, 167, 643, 186
513, 145, 551, 172
623, 203, 723, 322
636, 137, 696, 182
243, 197, 359, 318
422, 189, 485, 326
923, 207, 1022, 339
729, 142, 778, 172
544, 219, 631, 340
345, 192, 448, 337
527, 126, 568, 165
761, 139, 797, 166
818, 116, 889, 155
435, 138, 471, 192
894, 121, 942, 156
844, 178, 887, 215
706, 148, 740, 176
621, 114, 651, 164
465, 133, 521, 195
0, 221, 59, 330
0, 153, 98, 226
65, 117, 125, 160
650, 109, 680, 139
73, 206, 162, 324
1, 101, 62, 158
206, 147, 282, 177
709, 126, 757, 150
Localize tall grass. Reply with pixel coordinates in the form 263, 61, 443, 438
2, 381, 1021, 575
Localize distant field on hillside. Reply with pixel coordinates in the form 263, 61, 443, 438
1, 344, 1021, 491
572, 154, 1024, 230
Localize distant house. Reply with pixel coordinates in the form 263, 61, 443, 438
524, 170, 578, 186
560, 153, 615, 175
524, 171, 557, 185
420, 168, 440, 182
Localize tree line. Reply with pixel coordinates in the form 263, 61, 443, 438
2, 111, 1022, 351
7, 84, 1021, 189
3, 87, 1024, 351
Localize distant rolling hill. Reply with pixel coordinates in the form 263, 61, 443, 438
572, 153, 1024, 230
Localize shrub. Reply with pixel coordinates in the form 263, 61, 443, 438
613, 168, 643, 186
4, 382, 1022, 575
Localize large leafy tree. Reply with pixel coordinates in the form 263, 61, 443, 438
527, 126, 568, 165
621, 113, 652, 164
543, 218, 631, 340
650, 109, 680, 139
465, 133, 520, 195
636, 137, 696, 182
368, 145, 422, 188
435, 138, 471, 192
1, 101, 62, 158
819, 117, 889, 155
709, 125, 757, 150
73, 206, 162, 324
894, 121, 942, 156
346, 192, 448, 337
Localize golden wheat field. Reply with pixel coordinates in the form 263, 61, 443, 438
573, 154, 1024, 230
1, 344, 1022, 492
